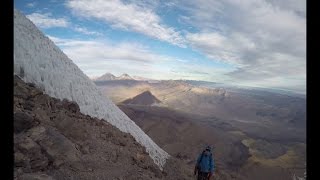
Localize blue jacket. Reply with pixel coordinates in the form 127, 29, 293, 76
196, 151, 214, 173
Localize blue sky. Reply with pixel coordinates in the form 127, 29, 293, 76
14, 0, 306, 94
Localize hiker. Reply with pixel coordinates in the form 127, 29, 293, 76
194, 146, 214, 180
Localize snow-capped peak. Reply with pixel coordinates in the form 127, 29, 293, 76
95, 72, 116, 81
14, 9, 169, 170
117, 73, 133, 80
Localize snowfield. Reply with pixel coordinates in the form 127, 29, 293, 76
14, 9, 170, 170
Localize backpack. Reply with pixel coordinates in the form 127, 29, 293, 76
198, 151, 205, 166
196, 150, 212, 172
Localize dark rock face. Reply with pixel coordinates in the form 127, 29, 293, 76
13, 75, 191, 180
14, 112, 37, 134
61, 99, 80, 113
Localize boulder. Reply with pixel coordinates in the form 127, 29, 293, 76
14, 112, 35, 134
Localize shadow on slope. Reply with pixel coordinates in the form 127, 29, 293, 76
122, 90, 161, 106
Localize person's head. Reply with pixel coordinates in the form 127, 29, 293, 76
204, 145, 212, 155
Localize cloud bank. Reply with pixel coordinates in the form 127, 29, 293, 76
66, 0, 185, 47
26, 13, 69, 28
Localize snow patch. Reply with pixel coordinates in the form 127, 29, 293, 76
14, 9, 170, 170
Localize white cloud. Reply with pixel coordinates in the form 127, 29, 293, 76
168, 62, 232, 82
73, 27, 102, 36
181, 0, 306, 93
186, 32, 249, 65
164, 2, 177, 8
26, 2, 37, 8
46, 35, 231, 81
26, 12, 102, 36
26, 13, 69, 28
125, 0, 159, 10
266, 0, 306, 17
65, 0, 186, 47
47, 36, 176, 77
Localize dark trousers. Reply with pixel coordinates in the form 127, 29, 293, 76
197, 171, 210, 180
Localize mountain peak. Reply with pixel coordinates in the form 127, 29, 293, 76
118, 73, 133, 80
96, 72, 116, 81
104, 72, 115, 76
122, 91, 161, 105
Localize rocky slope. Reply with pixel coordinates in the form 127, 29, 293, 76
14, 75, 192, 180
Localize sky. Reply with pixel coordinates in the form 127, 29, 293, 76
14, 0, 306, 94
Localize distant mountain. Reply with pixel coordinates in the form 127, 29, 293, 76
185, 80, 305, 99
118, 73, 134, 80
96, 78, 306, 134
122, 91, 161, 106
132, 76, 153, 81
94, 73, 135, 81
95, 73, 116, 81
94, 73, 155, 81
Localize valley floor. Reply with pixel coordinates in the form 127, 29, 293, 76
118, 104, 305, 180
